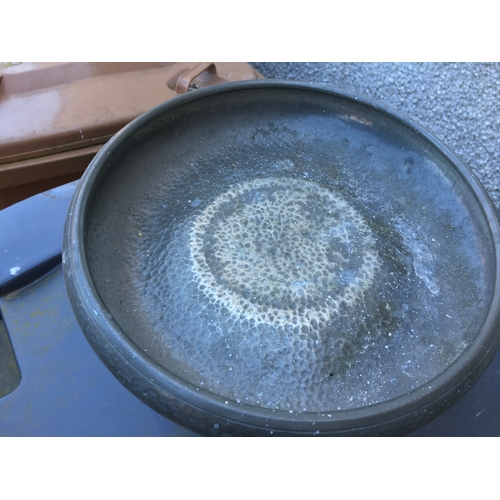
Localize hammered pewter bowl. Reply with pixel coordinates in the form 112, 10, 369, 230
63, 81, 500, 435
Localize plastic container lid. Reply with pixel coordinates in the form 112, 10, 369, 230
0, 62, 263, 208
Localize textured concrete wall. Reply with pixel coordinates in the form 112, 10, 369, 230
251, 63, 500, 211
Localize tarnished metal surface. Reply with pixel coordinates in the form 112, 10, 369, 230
63, 82, 500, 435
251, 63, 500, 213
1, 181, 500, 435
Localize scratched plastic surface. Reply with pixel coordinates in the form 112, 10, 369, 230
0, 265, 194, 436
84, 88, 495, 413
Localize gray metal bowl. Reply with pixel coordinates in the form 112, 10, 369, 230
63, 81, 500, 435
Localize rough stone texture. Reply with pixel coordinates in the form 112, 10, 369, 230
250, 63, 500, 211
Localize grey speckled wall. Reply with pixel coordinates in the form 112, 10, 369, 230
251, 63, 500, 211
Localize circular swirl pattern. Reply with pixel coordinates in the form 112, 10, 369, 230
188, 177, 381, 328
144, 175, 413, 408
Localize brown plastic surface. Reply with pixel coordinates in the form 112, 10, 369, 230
0, 62, 263, 208
175, 63, 230, 93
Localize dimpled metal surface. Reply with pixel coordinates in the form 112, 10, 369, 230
144, 175, 404, 411
73, 83, 498, 433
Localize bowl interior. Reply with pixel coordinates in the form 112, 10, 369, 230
82, 85, 497, 414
